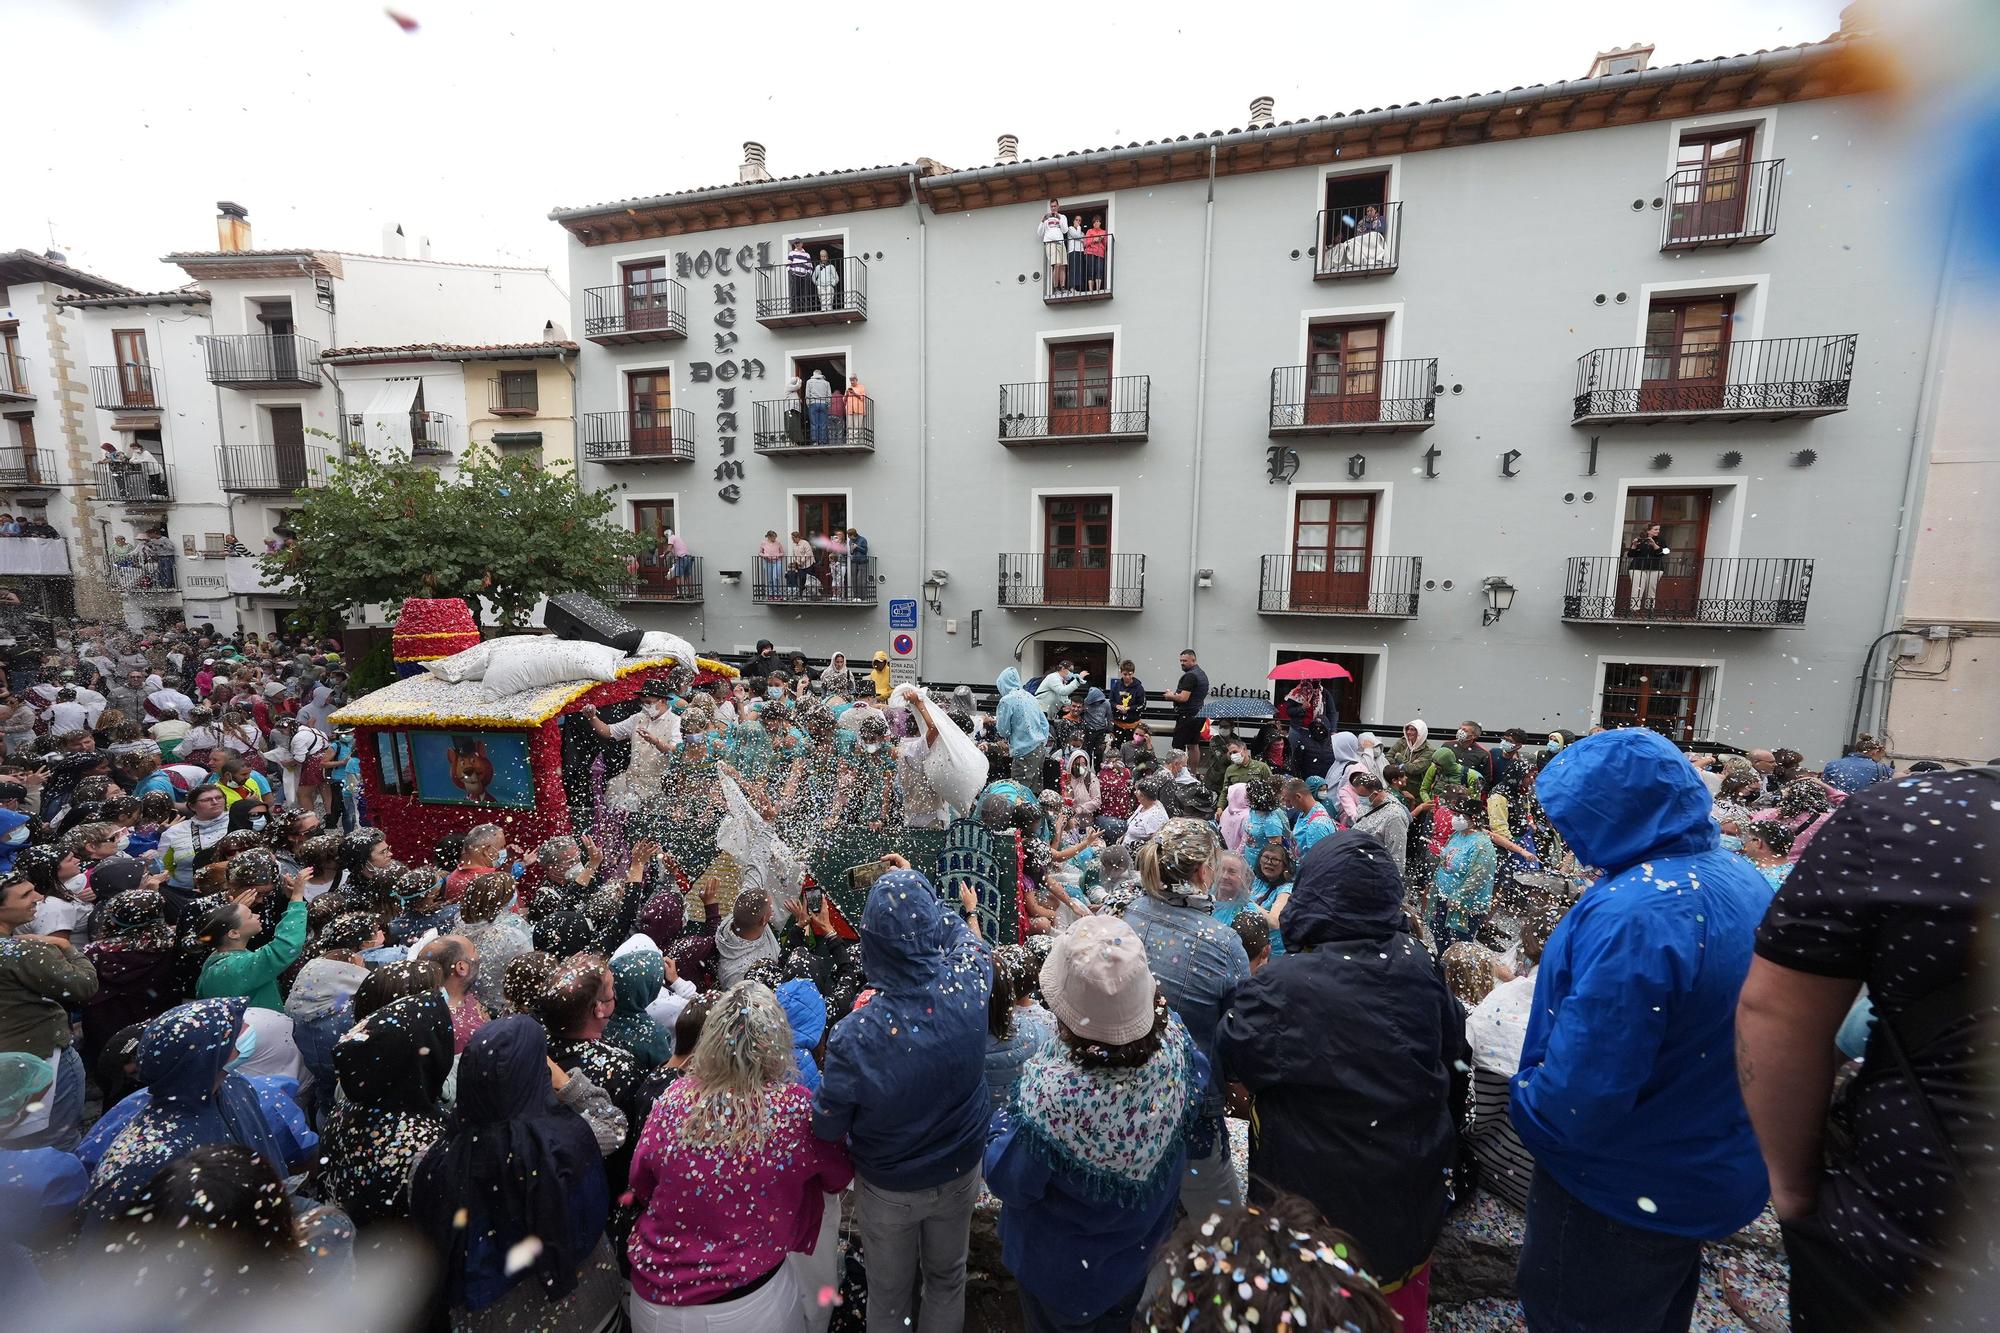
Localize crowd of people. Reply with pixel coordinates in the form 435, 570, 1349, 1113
0, 616, 1991, 1333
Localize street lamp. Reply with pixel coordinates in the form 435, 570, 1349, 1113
923, 571, 948, 614
1481, 575, 1516, 627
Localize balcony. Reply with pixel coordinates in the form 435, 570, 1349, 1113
201, 333, 320, 389
997, 553, 1145, 610
622, 557, 703, 604
999, 376, 1149, 445
1572, 335, 1855, 425
1314, 203, 1402, 279
0, 449, 58, 490
91, 364, 160, 411
94, 461, 175, 506
580, 409, 695, 464
1562, 556, 1813, 629
412, 411, 454, 461
0, 536, 69, 576
0, 353, 31, 402
216, 444, 332, 494
754, 256, 867, 329
107, 558, 179, 600
1661, 159, 1783, 250
1257, 555, 1422, 618
1269, 360, 1437, 436
583, 279, 688, 345
753, 555, 878, 606
1044, 234, 1115, 304
753, 395, 874, 457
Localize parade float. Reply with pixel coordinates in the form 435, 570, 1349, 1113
329, 599, 736, 864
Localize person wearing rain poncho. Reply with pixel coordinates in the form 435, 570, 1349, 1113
311, 989, 453, 1227
0, 1051, 88, 1302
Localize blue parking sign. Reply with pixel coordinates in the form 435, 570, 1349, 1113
888, 598, 918, 629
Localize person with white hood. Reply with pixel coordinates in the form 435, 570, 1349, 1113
1385, 718, 1437, 779
143, 675, 194, 721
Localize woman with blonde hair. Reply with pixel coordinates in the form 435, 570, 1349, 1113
626, 980, 853, 1332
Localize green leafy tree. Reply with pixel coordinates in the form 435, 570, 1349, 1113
264, 446, 647, 627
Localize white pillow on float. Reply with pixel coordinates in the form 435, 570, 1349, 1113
480, 637, 626, 695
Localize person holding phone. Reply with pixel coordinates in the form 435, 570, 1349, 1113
1625, 522, 1670, 615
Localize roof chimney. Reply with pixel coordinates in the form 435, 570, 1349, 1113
42, 249, 66, 265
997, 134, 1020, 164
1249, 96, 1275, 129
739, 141, 772, 184
215, 201, 251, 253
381, 223, 407, 259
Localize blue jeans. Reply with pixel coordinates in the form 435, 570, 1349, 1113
1518, 1169, 1703, 1333
809, 400, 830, 443
760, 557, 783, 594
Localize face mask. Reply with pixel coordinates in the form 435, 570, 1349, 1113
249, 816, 267, 831
861, 743, 882, 755
566, 863, 588, 883
115, 831, 131, 851
768, 687, 783, 699
63, 872, 88, 894
226, 1026, 259, 1070
644, 702, 667, 719
1451, 815, 1470, 834
1498, 740, 1517, 753
1456, 729, 1472, 742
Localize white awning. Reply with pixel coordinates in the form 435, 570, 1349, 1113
349, 377, 422, 456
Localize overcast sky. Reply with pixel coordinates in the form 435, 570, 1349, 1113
8, 0, 1852, 291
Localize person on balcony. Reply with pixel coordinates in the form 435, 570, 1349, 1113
786, 239, 812, 314
1084, 214, 1109, 291
786, 530, 814, 597
812, 249, 840, 313
845, 374, 868, 440
126, 443, 164, 498
143, 527, 175, 590
804, 370, 832, 446
757, 530, 784, 597
1064, 213, 1086, 293
1625, 522, 1670, 615
1038, 200, 1069, 290
846, 527, 868, 594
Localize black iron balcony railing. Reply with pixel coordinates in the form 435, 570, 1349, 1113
107, 557, 179, 597
624, 556, 703, 603
0, 353, 32, 401
1257, 554, 1422, 617
754, 555, 878, 605
201, 333, 321, 388
91, 363, 160, 410
0, 448, 56, 488
1562, 555, 1813, 628
412, 411, 454, 458
489, 376, 539, 416
94, 461, 174, 504
583, 279, 689, 343
1662, 158, 1784, 249
1044, 233, 1115, 303
999, 375, 1150, 444
1572, 335, 1856, 423
752, 394, 875, 455
580, 409, 696, 464
1269, 359, 1437, 435
1315, 203, 1402, 278
216, 443, 332, 493
997, 553, 1146, 610
755, 255, 868, 327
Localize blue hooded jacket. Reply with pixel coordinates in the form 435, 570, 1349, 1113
993, 668, 1050, 756
813, 868, 992, 1190
777, 977, 827, 1093
1510, 729, 1769, 1238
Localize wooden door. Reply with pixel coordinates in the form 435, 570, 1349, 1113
1601, 664, 1706, 743
1640, 297, 1731, 412
259, 303, 298, 380
1622, 490, 1710, 617
269, 406, 307, 488
796, 494, 849, 592
2, 326, 23, 394
1669, 131, 1751, 242
1290, 493, 1374, 610
623, 261, 674, 332
627, 372, 673, 455
1049, 341, 1112, 436
113, 330, 153, 405
633, 499, 678, 594
1305, 323, 1383, 424
1271, 649, 1366, 728
1044, 495, 1111, 603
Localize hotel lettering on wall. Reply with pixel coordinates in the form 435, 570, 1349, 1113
683, 243, 771, 503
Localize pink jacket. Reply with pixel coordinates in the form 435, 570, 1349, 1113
627, 1079, 853, 1306
1220, 782, 1250, 851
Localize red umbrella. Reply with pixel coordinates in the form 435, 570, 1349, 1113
1266, 658, 1353, 682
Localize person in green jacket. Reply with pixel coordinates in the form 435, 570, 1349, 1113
195, 853, 307, 1012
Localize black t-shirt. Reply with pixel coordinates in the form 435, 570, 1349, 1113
1754, 768, 1999, 1298
1174, 666, 1209, 718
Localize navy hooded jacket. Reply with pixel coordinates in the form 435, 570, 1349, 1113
1511, 728, 1769, 1238
813, 868, 992, 1190
1217, 830, 1465, 1280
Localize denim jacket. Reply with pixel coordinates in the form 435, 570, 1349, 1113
1122, 893, 1250, 1119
